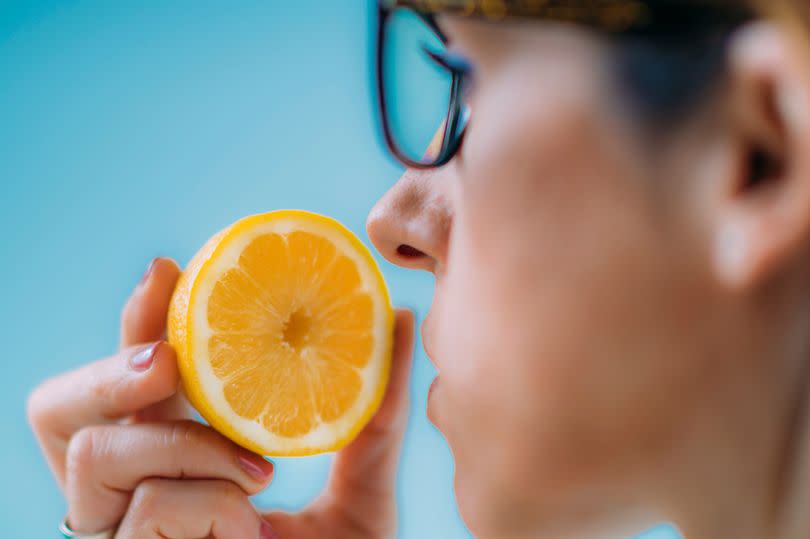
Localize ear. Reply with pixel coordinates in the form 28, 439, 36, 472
712, 22, 810, 290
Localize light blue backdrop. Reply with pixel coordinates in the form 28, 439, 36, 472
0, 1, 680, 537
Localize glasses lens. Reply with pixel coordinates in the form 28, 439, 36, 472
382, 9, 453, 165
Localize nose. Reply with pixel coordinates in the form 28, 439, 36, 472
366, 165, 453, 274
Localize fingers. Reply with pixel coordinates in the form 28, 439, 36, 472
120, 256, 188, 422
364, 308, 417, 434
318, 308, 415, 533
115, 479, 276, 539
120, 257, 181, 348
65, 420, 274, 533
27, 342, 179, 486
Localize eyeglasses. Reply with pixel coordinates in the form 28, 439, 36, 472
374, 0, 753, 170
375, 1, 471, 169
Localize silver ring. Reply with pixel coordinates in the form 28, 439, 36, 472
59, 517, 115, 539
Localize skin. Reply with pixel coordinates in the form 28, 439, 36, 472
26, 10, 810, 539
29, 257, 416, 539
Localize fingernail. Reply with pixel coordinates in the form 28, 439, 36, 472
260, 520, 280, 539
129, 342, 160, 371
238, 449, 274, 482
139, 257, 160, 286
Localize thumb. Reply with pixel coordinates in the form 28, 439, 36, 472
321, 308, 416, 526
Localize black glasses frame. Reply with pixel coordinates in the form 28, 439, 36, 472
374, 0, 754, 170
375, 2, 469, 169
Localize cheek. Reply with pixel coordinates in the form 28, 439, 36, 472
433, 61, 717, 514
439, 57, 637, 425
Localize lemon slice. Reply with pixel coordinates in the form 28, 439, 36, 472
168, 210, 394, 456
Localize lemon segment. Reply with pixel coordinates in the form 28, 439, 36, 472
168, 210, 394, 456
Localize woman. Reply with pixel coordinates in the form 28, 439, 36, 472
27, 0, 810, 537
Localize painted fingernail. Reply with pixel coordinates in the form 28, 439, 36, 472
129, 342, 160, 371
238, 449, 274, 482
139, 257, 159, 286
260, 520, 280, 539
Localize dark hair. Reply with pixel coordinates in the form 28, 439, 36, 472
610, 4, 754, 124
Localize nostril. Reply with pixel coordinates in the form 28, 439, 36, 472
397, 244, 425, 258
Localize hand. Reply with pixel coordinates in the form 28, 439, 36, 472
28, 257, 416, 538
29, 258, 272, 537
261, 308, 415, 539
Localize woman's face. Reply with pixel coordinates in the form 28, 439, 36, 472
368, 16, 736, 537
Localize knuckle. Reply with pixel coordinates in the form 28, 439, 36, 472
26, 382, 50, 431
168, 420, 205, 448
166, 421, 215, 472
131, 478, 166, 514
88, 371, 116, 409
26, 377, 62, 434
65, 426, 105, 482
87, 357, 147, 415
218, 481, 250, 516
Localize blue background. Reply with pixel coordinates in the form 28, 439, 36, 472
0, 1, 680, 537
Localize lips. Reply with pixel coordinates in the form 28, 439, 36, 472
421, 312, 438, 369
422, 314, 441, 425
427, 377, 439, 425
428, 377, 439, 401
421, 307, 443, 427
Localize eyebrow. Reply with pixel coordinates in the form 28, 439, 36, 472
390, 0, 754, 34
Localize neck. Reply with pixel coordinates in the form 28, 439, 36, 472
772, 358, 810, 539
672, 351, 810, 539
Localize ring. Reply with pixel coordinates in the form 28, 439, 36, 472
58, 517, 115, 539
